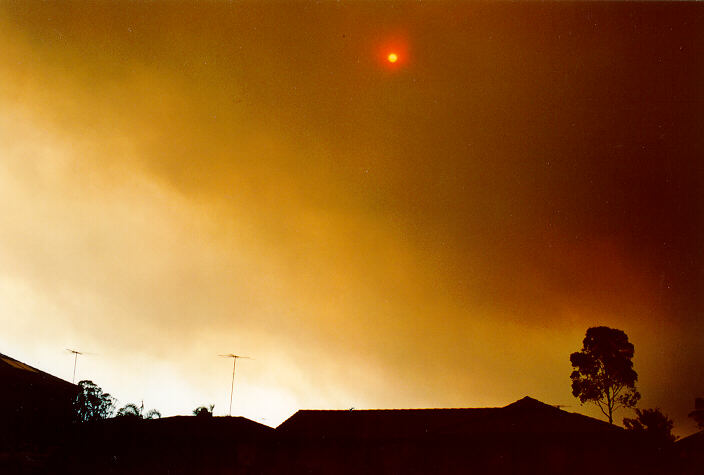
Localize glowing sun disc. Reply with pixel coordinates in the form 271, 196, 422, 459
387, 53, 398, 63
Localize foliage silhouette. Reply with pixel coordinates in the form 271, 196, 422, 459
623, 408, 677, 447
570, 326, 640, 424
193, 404, 215, 417
116, 401, 161, 419
73, 380, 116, 423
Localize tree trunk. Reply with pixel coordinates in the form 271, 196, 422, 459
607, 389, 613, 424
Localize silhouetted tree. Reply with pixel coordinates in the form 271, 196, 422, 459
116, 401, 161, 419
688, 398, 704, 429
570, 326, 641, 424
624, 408, 677, 446
193, 404, 215, 417
73, 380, 116, 423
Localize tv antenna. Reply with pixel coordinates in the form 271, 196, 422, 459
66, 349, 83, 384
218, 354, 252, 417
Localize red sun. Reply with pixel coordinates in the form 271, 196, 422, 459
378, 35, 408, 69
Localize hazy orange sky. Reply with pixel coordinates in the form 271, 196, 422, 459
1, 2, 702, 434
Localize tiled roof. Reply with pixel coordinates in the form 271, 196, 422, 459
277, 396, 620, 439
676, 429, 704, 451
0, 351, 76, 392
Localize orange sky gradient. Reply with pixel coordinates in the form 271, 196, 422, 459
0, 2, 702, 435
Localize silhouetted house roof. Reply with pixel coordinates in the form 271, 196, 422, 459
277, 396, 621, 439
95, 414, 275, 444
274, 397, 635, 475
675, 430, 704, 474
0, 352, 77, 445
0, 352, 75, 392
68, 415, 276, 473
675, 430, 704, 454
676, 429, 704, 452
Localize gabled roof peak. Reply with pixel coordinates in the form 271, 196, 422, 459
504, 396, 559, 410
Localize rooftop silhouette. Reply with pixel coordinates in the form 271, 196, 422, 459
0, 350, 697, 474
277, 396, 621, 439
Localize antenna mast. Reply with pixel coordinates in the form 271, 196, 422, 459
218, 354, 251, 417
66, 349, 83, 384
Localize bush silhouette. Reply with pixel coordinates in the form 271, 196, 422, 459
116, 401, 161, 419
624, 408, 677, 447
193, 404, 215, 417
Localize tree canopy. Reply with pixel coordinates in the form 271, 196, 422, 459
570, 326, 641, 424
73, 380, 116, 423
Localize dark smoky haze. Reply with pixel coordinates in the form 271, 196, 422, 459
0, 2, 702, 434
